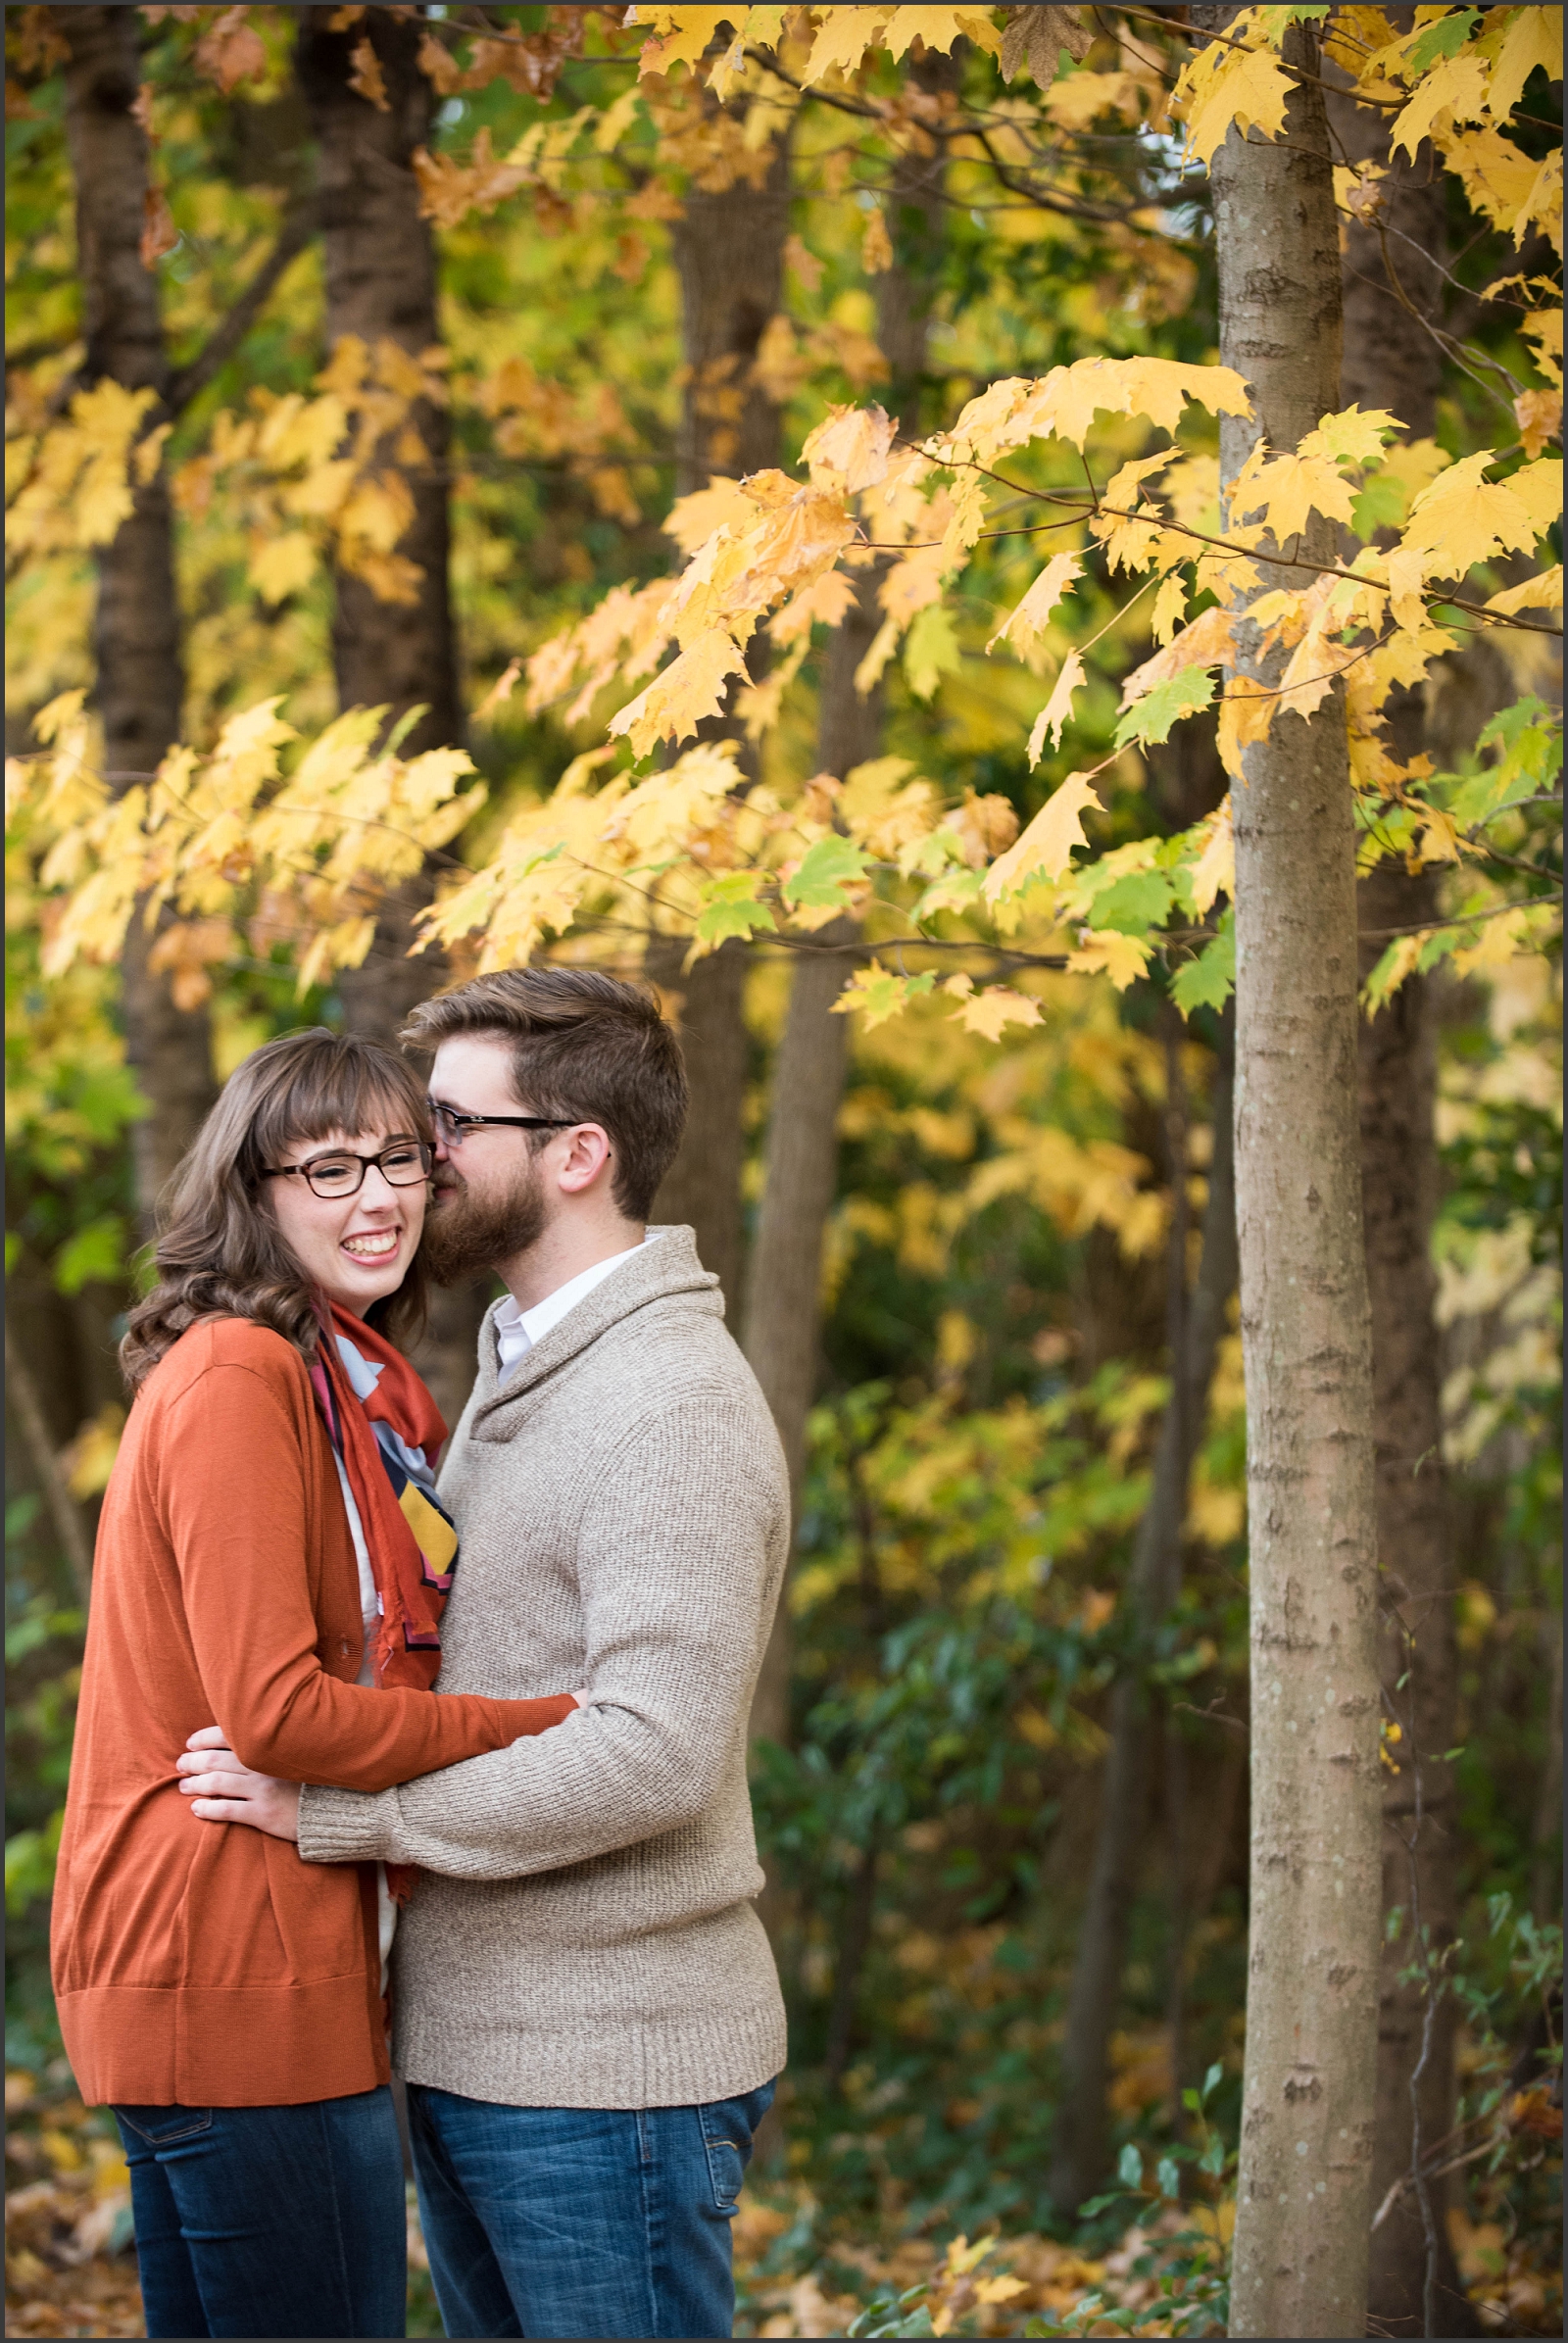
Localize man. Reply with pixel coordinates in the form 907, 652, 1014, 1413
190, 969, 789, 2340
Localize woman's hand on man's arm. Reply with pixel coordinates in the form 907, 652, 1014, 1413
177, 1726, 302, 1841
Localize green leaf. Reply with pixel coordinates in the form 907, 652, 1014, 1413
53, 1213, 126, 1295
784, 834, 873, 907
1171, 913, 1235, 1016
1114, 665, 1214, 751
1090, 868, 1175, 937
904, 605, 962, 702
1155, 2156, 1181, 2199
693, 873, 775, 945
1349, 468, 1412, 536
1117, 2142, 1144, 2188
1200, 2061, 1223, 2104
1200, 2130, 1226, 2176
1406, 6, 1479, 72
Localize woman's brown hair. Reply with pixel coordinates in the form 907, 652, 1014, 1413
120, 1028, 432, 1391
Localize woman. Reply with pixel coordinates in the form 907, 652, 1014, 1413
51, 1029, 577, 2341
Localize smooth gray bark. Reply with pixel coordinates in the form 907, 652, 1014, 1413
1199, 16, 1384, 2334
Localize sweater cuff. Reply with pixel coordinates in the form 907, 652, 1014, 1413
296, 1782, 398, 1866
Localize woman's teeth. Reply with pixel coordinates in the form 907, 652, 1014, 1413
342, 1233, 399, 1259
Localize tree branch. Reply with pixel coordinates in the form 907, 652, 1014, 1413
167, 200, 316, 417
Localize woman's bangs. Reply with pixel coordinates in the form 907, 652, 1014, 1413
253, 1044, 430, 1165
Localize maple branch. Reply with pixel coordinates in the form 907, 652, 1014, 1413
166, 198, 317, 418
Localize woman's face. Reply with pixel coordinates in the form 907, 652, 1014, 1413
263, 1125, 428, 1317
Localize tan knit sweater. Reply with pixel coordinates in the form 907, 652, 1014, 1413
296, 1227, 790, 2110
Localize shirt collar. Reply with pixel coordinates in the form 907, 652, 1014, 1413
494, 1234, 662, 1367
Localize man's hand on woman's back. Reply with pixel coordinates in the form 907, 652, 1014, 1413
178, 1727, 303, 1840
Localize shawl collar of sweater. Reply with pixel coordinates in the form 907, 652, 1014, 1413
468, 1222, 719, 1435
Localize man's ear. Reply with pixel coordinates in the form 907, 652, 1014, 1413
555, 1123, 613, 1196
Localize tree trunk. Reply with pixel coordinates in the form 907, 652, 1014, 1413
1331, 70, 1473, 2336
1049, 1013, 1238, 2214
650, 138, 790, 1307
57, 4, 218, 1220
744, 101, 950, 1743
295, 11, 487, 1419
295, 5, 461, 1046
1200, 16, 1384, 2334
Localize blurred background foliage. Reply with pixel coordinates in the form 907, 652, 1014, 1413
5, 4, 1561, 2336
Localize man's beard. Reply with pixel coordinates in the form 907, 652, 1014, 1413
420, 1158, 548, 1284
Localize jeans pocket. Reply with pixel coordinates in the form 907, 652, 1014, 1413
114, 2103, 214, 2147
698, 2080, 776, 2216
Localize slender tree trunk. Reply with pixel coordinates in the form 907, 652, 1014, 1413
295, 11, 484, 1425
1049, 1015, 1238, 2213
295, 5, 460, 1044
1331, 77, 1472, 2333
745, 105, 949, 1743
57, 4, 218, 1220
650, 138, 790, 1307
1200, 17, 1384, 2334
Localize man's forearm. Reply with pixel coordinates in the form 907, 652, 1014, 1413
297, 1701, 726, 1880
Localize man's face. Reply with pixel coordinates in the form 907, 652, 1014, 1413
421, 1034, 553, 1283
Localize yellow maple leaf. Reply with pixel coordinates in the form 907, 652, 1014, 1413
880, 7, 1001, 63
249, 532, 318, 606
1486, 563, 1562, 614
663, 476, 760, 556
1216, 673, 1276, 780
982, 769, 1102, 902
1298, 403, 1403, 468
1121, 603, 1237, 707
607, 628, 749, 757
1441, 125, 1541, 235
1067, 929, 1153, 989
633, 4, 742, 76
1151, 571, 1188, 646
1027, 651, 1086, 762
951, 984, 1043, 1042
987, 552, 1084, 666
801, 5, 894, 84
1189, 797, 1234, 915
1047, 70, 1144, 132
1399, 447, 1542, 573
1513, 389, 1561, 460
1177, 42, 1296, 170
1227, 440, 1357, 541
801, 403, 897, 495
1516, 147, 1561, 257
1489, 7, 1563, 119
1391, 49, 1491, 159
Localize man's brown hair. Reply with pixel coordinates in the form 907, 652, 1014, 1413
402, 969, 689, 1221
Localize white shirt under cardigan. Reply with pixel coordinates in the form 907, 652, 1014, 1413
493, 1233, 662, 1380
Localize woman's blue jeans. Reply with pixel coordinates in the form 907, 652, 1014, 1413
407, 2077, 776, 2339
113, 2087, 406, 2339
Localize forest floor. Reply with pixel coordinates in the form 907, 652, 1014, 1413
4, 2065, 1559, 2339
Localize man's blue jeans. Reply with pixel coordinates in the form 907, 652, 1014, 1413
113, 2088, 406, 2338
407, 2077, 776, 2339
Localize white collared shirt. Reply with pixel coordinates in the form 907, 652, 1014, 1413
495, 1233, 662, 1381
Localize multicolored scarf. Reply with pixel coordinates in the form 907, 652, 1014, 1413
309, 1304, 461, 1914
308, 1301, 460, 1693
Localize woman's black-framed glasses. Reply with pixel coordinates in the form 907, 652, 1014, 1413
425, 1100, 575, 1148
259, 1140, 434, 1198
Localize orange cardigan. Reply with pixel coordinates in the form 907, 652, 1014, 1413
51, 1318, 571, 2108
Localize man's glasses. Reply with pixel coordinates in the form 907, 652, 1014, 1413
260, 1140, 433, 1198
425, 1100, 575, 1148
